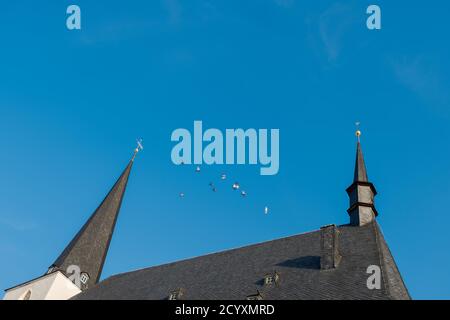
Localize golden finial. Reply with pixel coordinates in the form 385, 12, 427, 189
132, 138, 144, 161
355, 122, 361, 142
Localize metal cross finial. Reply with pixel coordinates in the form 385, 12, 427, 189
355, 122, 361, 142
132, 138, 144, 161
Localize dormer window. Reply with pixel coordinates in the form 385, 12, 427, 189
264, 271, 279, 286
169, 292, 178, 300
80, 272, 90, 285
169, 289, 183, 300
246, 291, 263, 300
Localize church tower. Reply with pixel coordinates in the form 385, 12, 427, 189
3, 146, 141, 300
346, 130, 378, 226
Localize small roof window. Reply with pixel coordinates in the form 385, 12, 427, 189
80, 272, 90, 285
264, 271, 279, 286
169, 288, 183, 300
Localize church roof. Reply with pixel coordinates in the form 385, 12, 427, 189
34, 132, 407, 300
73, 221, 410, 300
49, 158, 134, 289
71, 133, 410, 300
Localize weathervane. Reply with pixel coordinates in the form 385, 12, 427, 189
355, 122, 361, 142
132, 138, 144, 161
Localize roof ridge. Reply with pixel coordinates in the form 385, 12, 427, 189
371, 221, 391, 298
372, 221, 411, 300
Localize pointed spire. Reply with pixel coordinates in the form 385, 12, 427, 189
48, 150, 137, 290
346, 128, 378, 226
354, 142, 369, 182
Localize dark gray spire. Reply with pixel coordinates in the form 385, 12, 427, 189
354, 142, 368, 182
48, 157, 135, 290
346, 140, 378, 226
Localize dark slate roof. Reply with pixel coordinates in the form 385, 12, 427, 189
49, 159, 134, 289
73, 221, 410, 300
354, 142, 369, 182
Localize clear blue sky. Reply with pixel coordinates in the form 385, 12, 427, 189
1, 1, 449, 299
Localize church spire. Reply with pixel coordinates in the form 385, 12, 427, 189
48, 144, 141, 290
354, 141, 369, 183
346, 129, 378, 226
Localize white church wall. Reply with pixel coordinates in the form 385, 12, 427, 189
3, 271, 81, 300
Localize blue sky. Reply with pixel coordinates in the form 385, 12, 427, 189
1, 0, 449, 299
